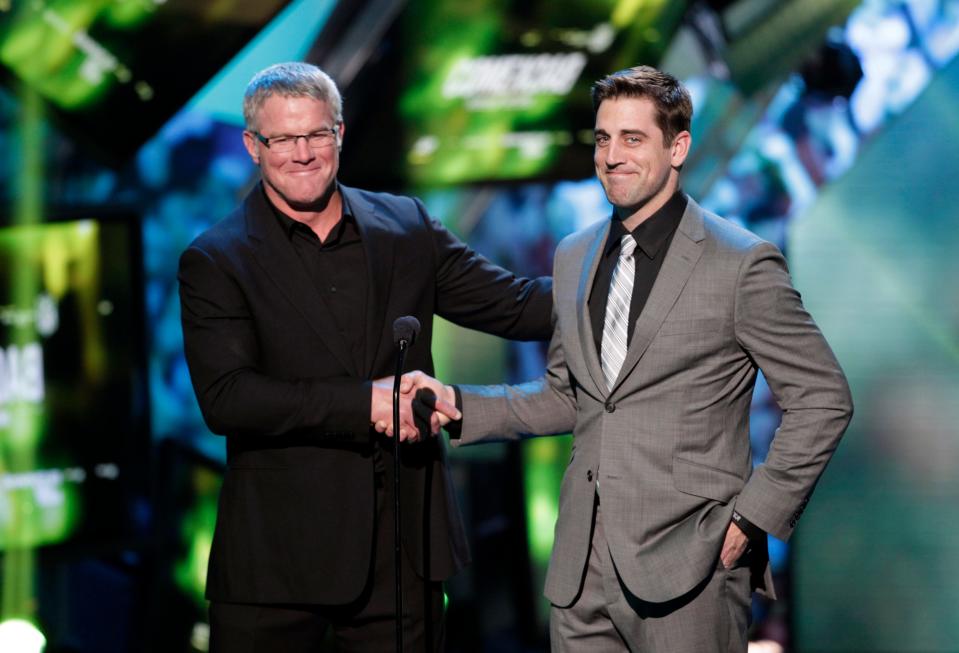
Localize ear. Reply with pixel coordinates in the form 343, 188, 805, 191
670, 130, 691, 168
242, 130, 260, 165
336, 120, 345, 152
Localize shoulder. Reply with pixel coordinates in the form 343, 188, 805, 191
341, 184, 425, 224
186, 204, 247, 255
695, 203, 775, 259
180, 189, 264, 271
556, 219, 608, 258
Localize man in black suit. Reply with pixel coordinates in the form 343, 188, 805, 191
178, 61, 552, 652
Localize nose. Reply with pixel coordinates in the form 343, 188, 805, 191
603, 139, 624, 168
291, 135, 316, 163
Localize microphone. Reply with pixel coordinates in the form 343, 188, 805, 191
390, 315, 420, 653
393, 316, 420, 349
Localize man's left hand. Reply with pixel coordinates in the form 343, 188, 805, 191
720, 521, 749, 569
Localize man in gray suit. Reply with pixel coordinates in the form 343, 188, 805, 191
401, 66, 852, 651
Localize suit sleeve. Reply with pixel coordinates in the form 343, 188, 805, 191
178, 245, 372, 441
421, 200, 553, 341
732, 241, 853, 541
453, 306, 577, 446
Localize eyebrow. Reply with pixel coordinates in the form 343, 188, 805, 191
594, 128, 650, 138
265, 126, 337, 137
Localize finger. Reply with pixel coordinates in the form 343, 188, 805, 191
720, 543, 733, 568
721, 547, 734, 568
415, 388, 461, 421
432, 397, 461, 422
398, 411, 418, 438
724, 550, 739, 568
400, 370, 421, 394
722, 541, 745, 568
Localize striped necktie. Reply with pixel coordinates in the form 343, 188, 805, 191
601, 234, 636, 391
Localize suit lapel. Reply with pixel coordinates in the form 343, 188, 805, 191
245, 185, 357, 375
574, 220, 611, 397
610, 198, 706, 395
343, 186, 396, 377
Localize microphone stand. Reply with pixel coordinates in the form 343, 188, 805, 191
392, 339, 410, 653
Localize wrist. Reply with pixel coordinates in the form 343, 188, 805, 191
731, 510, 765, 541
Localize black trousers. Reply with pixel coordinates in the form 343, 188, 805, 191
209, 473, 445, 653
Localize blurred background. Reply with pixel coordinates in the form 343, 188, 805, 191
0, 0, 957, 651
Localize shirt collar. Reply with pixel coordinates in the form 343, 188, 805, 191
604, 190, 687, 260
265, 182, 355, 243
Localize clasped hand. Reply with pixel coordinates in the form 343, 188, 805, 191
370, 371, 459, 442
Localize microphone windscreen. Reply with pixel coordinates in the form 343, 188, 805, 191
392, 316, 421, 347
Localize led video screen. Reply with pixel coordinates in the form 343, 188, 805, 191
0, 217, 145, 550
341, 0, 686, 187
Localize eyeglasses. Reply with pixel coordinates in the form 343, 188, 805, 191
252, 125, 340, 152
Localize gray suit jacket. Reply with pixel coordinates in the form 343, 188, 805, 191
453, 197, 852, 606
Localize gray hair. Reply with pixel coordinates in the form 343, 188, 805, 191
242, 62, 343, 130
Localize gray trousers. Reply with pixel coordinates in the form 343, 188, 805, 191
550, 497, 751, 652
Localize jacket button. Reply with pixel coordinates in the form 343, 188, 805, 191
605, 402, 615, 413
587, 470, 593, 482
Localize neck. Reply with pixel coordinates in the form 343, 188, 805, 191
616, 178, 679, 232
266, 181, 342, 241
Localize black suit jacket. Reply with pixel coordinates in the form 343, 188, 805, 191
178, 184, 552, 604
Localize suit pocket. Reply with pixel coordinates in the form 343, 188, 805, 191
672, 456, 744, 504
658, 318, 724, 336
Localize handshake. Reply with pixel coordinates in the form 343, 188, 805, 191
370, 371, 459, 442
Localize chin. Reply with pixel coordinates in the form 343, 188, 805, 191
608, 192, 641, 208
283, 184, 332, 205
285, 194, 326, 210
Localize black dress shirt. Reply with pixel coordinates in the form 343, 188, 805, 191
588, 191, 687, 355
267, 189, 398, 472
269, 189, 369, 375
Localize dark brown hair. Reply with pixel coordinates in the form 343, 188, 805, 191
591, 66, 692, 146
